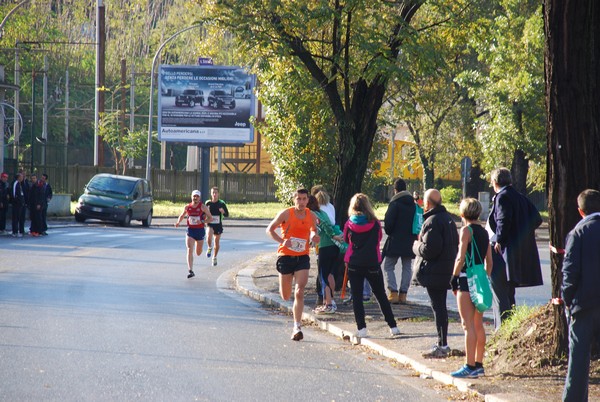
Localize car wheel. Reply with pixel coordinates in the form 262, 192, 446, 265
189, 100, 195, 107
74, 212, 86, 223
142, 210, 152, 227
120, 211, 132, 227
229, 101, 236, 109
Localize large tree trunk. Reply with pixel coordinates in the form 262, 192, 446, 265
544, 0, 600, 358
332, 80, 385, 225
511, 149, 528, 194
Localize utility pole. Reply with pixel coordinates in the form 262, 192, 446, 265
94, 0, 105, 166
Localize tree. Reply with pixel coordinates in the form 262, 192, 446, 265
206, 0, 425, 223
458, 0, 545, 193
544, 0, 600, 356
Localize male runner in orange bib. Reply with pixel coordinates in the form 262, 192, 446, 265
266, 188, 319, 341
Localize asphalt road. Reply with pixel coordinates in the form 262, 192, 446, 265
1, 225, 456, 401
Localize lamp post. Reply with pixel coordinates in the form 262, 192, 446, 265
145, 24, 202, 182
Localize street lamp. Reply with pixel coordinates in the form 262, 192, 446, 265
145, 23, 202, 182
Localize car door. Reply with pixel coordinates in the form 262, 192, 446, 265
130, 181, 147, 220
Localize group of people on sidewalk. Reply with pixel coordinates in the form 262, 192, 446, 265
0, 170, 53, 237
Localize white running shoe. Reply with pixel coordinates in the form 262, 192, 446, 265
212, 257, 217, 266
356, 328, 368, 338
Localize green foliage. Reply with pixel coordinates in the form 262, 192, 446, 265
439, 186, 462, 205
456, 0, 546, 188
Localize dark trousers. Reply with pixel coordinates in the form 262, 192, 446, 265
0, 205, 7, 230
426, 287, 449, 347
348, 265, 397, 330
563, 307, 600, 402
490, 248, 516, 330
11, 203, 25, 234
317, 245, 339, 298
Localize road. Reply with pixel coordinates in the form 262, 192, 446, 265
0, 225, 457, 401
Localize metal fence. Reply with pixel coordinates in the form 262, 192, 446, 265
7, 164, 278, 203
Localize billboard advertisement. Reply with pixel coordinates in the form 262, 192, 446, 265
158, 65, 255, 144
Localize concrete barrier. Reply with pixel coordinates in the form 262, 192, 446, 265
47, 194, 71, 217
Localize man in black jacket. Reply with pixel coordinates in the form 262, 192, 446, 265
11, 172, 26, 237
487, 168, 542, 329
413, 189, 459, 358
383, 178, 417, 304
562, 189, 600, 402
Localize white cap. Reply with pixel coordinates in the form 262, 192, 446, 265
191, 190, 201, 198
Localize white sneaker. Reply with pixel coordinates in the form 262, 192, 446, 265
211, 257, 217, 266
390, 327, 401, 337
356, 328, 368, 338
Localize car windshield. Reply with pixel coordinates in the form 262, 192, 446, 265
213, 90, 225, 95
183, 90, 197, 95
87, 177, 136, 195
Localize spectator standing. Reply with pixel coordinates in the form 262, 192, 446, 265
40, 173, 52, 235
11, 172, 26, 237
414, 191, 424, 207
413, 189, 459, 358
174, 190, 212, 279
205, 187, 229, 267
266, 188, 319, 341
383, 178, 417, 304
311, 185, 337, 304
343, 193, 401, 339
561, 189, 600, 402
487, 167, 542, 329
29, 178, 46, 236
308, 194, 341, 315
0, 172, 9, 234
27, 173, 38, 234
450, 198, 492, 378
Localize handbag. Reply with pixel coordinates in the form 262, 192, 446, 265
466, 226, 492, 312
412, 204, 424, 235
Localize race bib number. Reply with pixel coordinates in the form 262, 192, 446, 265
189, 216, 202, 225
288, 237, 307, 253
211, 215, 221, 224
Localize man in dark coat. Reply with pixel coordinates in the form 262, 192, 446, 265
561, 189, 600, 402
487, 167, 542, 329
0, 172, 9, 234
40, 173, 53, 235
413, 189, 459, 357
11, 172, 26, 237
383, 178, 417, 304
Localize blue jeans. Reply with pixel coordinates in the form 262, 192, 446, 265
383, 255, 413, 293
563, 306, 600, 402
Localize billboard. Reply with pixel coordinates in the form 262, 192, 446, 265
158, 65, 256, 144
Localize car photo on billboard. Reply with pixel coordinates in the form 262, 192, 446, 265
175, 89, 204, 107
207, 90, 236, 109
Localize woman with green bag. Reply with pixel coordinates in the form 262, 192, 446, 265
450, 198, 493, 378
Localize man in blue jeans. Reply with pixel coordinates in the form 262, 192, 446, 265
562, 189, 600, 402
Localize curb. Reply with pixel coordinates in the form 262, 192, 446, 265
234, 266, 515, 401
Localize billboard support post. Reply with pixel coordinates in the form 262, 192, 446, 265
145, 24, 202, 182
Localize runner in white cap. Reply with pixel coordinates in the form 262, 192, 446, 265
175, 190, 212, 278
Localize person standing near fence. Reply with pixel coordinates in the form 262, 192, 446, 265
0, 173, 9, 234
174, 190, 212, 279
561, 189, 600, 402
40, 173, 52, 235
205, 187, 229, 267
11, 172, 26, 238
266, 188, 319, 341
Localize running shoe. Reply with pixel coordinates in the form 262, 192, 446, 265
362, 296, 374, 304
472, 367, 485, 377
315, 305, 336, 314
356, 328, 368, 338
206, 247, 212, 258
451, 364, 479, 378
291, 328, 303, 341
212, 257, 217, 266
422, 345, 451, 358
390, 327, 401, 337
187, 270, 195, 279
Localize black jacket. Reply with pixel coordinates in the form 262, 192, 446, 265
561, 214, 600, 315
383, 190, 417, 258
488, 185, 543, 287
413, 205, 458, 289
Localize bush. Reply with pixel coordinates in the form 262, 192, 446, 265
440, 186, 462, 205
